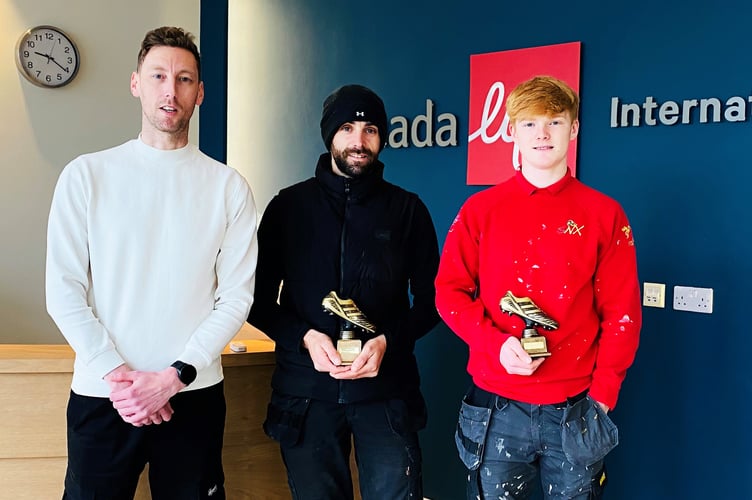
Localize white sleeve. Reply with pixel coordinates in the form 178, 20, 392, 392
176, 175, 259, 369
45, 160, 125, 378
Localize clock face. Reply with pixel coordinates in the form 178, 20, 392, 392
16, 25, 80, 88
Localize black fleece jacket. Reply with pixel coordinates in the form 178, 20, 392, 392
248, 153, 440, 404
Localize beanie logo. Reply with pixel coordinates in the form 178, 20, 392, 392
321, 85, 387, 148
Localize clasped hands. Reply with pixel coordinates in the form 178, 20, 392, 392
303, 329, 386, 379
104, 364, 186, 427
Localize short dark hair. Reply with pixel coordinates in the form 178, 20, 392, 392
137, 26, 201, 78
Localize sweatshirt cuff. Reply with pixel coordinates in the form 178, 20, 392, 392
487, 331, 508, 363
87, 349, 126, 380
588, 380, 618, 411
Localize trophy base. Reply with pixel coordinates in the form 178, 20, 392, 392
520, 334, 551, 358
337, 338, 362, 365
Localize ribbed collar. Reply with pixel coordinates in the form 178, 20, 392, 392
314, 153, 386, 202
132, 135, 197, 164
514, 168, 575, 196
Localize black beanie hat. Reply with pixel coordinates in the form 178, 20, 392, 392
320, 84, 388, 151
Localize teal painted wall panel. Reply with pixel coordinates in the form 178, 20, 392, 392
202, 1, 752, 498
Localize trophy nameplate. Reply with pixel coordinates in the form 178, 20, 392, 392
337, 326, 362, 366
519, 324, 552, 358
500, 291, 558, 358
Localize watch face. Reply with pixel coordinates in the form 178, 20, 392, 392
181, 363, 197, 385
172, 361, 197, 385
16, 25, 80, 88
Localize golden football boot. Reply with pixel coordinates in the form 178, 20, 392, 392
500, 291, 559, 330
322, 291, 377, 333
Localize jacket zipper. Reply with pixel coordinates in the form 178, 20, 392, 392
338, 180, 351, 403
339, 180, 350, 296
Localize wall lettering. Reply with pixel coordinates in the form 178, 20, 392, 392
610, 95, 751, 127
389, 99, 458, 149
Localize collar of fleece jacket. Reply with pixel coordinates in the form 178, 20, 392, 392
314, 153, 386, 203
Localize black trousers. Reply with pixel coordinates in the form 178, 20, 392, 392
265, 394, 424, 500
62, 382, 226, 500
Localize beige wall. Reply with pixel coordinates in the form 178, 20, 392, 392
227, 0, 320, 213
0, 1, 200, 343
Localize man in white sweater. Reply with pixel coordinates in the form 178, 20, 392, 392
45, 26, 257, 499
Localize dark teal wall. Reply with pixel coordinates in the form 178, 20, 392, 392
202, 2, 752, 498
199, 0, 227, 163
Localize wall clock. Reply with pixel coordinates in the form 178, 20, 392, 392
15, 25, 80, 88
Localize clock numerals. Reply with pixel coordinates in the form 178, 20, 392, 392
16, 25, 80, 89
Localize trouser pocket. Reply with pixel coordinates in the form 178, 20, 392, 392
561, 396, 619, 466
454, 385, 494, 471
263, 392, 311, 447
384, 392, 428, 435
589, 463, 608, 499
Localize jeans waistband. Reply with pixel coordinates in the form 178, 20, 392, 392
471, 383, 589, 410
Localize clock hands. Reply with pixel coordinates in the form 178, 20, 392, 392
46, 39, 72, 73
48, 55, 69, 73
33, 50, 70, 73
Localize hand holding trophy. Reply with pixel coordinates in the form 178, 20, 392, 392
500, 291, 558, 358
322, 291, 377, 365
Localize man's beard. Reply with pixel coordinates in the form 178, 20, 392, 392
331, 146, 379, 178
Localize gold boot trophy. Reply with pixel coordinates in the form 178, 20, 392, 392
500, 291, 558, 358
322, 291, 377, 365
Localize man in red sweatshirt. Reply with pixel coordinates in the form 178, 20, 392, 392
435, 75, 641, 499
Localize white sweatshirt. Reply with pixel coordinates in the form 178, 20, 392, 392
46, 138, 258, 397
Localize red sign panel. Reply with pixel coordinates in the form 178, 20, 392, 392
467, 42, 581, 185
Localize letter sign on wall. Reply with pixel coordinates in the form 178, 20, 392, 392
467, 42, 581, 185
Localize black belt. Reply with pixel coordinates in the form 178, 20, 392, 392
550, 389, 589, 409
471, 383, 589, 409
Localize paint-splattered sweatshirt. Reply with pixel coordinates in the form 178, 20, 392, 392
435, 170, 641, 410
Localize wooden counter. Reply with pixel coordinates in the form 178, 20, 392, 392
0, 324, 289, 499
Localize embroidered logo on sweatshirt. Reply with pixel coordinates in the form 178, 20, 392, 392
621, 225, 635, 246
559, 219, 584, 236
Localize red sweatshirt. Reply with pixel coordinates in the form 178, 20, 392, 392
435, 171, 641, 409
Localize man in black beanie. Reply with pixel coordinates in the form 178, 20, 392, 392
248, 84, 440, 499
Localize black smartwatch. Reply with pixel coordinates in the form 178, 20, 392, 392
171, 361, 197, 386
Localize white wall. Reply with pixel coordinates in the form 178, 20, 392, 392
0, 0, 199, 343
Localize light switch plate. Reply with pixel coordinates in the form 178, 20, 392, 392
643, 282, 666, 308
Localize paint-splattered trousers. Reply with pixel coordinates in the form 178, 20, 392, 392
455, 383, 617, 499
264, 393, 424, 500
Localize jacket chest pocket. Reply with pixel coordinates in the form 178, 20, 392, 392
355, 228, 407, 282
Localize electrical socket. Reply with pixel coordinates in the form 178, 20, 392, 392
643, 282, 665, 308
673, 286, 713, 314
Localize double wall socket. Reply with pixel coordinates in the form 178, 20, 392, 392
673, 286, 713, 314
